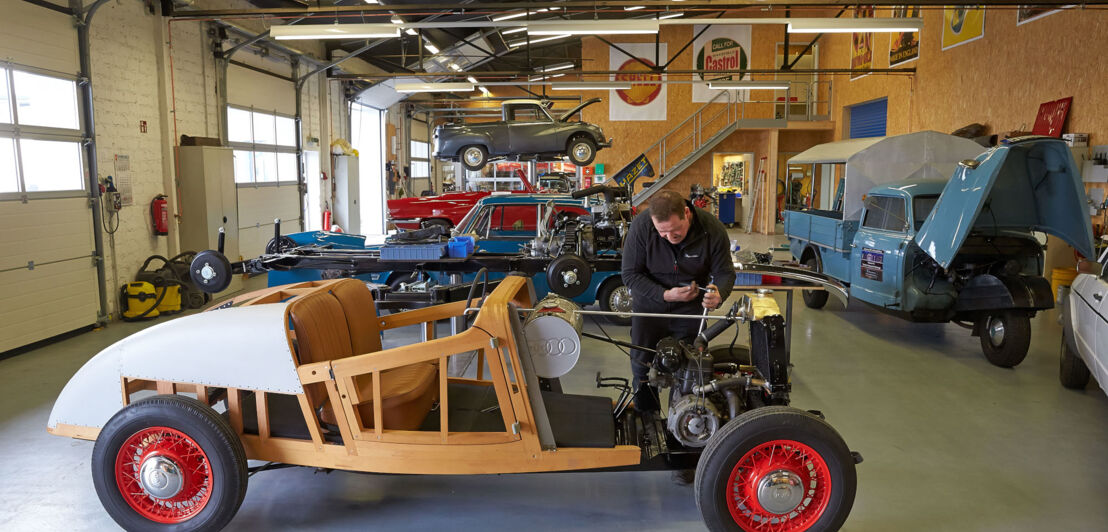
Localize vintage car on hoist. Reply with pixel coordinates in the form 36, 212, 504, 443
386, 168, 538, 231
433, 98, 611, 171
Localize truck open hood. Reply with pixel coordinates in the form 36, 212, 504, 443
915, 137, 1094, 269
559, 98, 601, 122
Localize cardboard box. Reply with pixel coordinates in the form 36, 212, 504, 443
1063, 133, 1089, 147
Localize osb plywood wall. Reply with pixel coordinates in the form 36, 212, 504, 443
822, 7, 1108, 139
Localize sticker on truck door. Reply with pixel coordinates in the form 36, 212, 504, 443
861, 248, 883, 281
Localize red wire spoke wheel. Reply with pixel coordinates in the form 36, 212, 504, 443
725, 440, 831, 531
114, 427, 214, 523
695, 407, 857, 532
92, 395, 248, 531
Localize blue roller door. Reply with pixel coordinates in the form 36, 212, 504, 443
849, 98, 887, 138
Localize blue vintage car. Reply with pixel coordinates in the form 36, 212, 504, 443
269, 193, 632, 323
785, 136, 1094, 367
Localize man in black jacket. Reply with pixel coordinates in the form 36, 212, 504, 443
621, 190, 736, 406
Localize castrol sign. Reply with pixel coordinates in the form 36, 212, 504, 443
696, 37, 748, 80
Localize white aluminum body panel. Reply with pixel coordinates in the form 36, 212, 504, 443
48, 303, 302, 431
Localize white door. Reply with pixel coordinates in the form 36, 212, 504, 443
1072, 274, 1102, 359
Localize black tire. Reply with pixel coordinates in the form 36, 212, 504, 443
979, 311, 1031, 368
567, 136, 597, 166
1060, 334, 1091, 389
460, 145, 488, 171
420, 218, 452, 231
598, 279, 632, 326
801, 257, 829, 309
695, 406, 857, 532
92, 395, 248, 532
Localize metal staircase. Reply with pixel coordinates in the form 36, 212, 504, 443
630, 90, 790, 206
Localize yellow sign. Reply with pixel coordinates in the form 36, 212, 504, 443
942, 6, 986, 50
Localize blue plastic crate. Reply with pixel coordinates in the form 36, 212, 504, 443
380, 243, 447, 261
735, 273, 763, 286
446, 240, 468, 258
451, 235, 475, 255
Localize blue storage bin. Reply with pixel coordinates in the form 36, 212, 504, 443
452, 235, 475, 255
447, 240, 468, 258
735, 273, 763, 286
380, 243, 447, 261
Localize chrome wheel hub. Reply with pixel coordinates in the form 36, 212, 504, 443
572, 143, 591, 161
987, 317, 1006, 346
756, 469, 805, 515
562, 270, 578, 285
138, 455, 184, 500
464, 148, 483, 166
610, 285, 632, 314
197, 262, 215, 282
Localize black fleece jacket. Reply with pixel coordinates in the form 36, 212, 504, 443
621, 200, 736, 312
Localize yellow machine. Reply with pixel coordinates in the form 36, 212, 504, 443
119, 282, 161, 320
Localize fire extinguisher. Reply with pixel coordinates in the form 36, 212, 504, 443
151, 194, 169, 236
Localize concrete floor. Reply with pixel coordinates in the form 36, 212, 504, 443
3, 231, 1108, 531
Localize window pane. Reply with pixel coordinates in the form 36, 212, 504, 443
252, 112, 275, 145
254, 151, 278, 182
276, 116, 296, 147
20, 139, 83, 192
0, 68, 10, 123
277, 152, 297, 182
410, 141, 429, 159
0, 137, 17, 192
228, 108, 253, 143
883, 197, 907, 232
233, 150, 254, 183
13, 71, 79, 129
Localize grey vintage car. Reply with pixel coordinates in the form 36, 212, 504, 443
434, 98, 611, 170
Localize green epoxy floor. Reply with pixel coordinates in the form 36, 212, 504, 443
2, 232, 1107, 531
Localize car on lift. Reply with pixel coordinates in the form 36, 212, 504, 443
1060, 238, 1108, 395
433, 98, 611, 171
387, 168, 538, 231
787, 136, 1094, 368
538, 172, 575, 193
48, 274, 860, 532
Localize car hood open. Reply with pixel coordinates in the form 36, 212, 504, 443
915, 137, 1094, 268
559, 98, 601, 122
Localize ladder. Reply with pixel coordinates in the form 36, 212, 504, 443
744, 156, 767, 233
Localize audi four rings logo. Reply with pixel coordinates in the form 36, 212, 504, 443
530, 337, 579, 357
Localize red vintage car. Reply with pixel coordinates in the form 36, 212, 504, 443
387, 169, 540, 230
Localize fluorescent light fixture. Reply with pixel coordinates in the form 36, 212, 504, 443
479, 86, 491, 96
467, 76, 479, 84
658, 12, 684, 20
448, 63, 462, 71
535, 8, 550, 13
271, 24, 400, 40
707, 80, 791, 90
624, 5, 645, 11
404, 28, 417, 36
492, 11, 528, 22
395, 82, 475, 93
787, 17, 923, 33
363, 0, 378, 4
390, 16, 403, 24
502, 27, 527, 35
529, 20, 659, 35
535, 62, 574, 72
551, 81, 632, 90
528, 73, 564, 82
509, 34, 571, 48
423, 41, 439, 54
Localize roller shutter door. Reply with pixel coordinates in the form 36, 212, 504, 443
849, 98, 888, 139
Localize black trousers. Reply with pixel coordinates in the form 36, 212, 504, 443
630, 302, 703, 387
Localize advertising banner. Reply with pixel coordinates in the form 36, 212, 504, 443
609, 43, 668, 121
941, 6, 986, 50
851, 6, 875, 80
690, 25, 752, 103
889, 6, 920, 66
1017, 5, 1063, 25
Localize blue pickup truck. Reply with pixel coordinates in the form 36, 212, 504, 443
785, 135, 1094, 367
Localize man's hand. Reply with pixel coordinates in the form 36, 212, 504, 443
664, 282, 699, 302
702, 284, 722, 310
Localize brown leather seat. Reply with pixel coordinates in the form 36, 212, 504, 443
289, 279, 439, 432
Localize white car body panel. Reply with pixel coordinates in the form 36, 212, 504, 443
48, 303, 303, 431
1069, 272, 1108, 396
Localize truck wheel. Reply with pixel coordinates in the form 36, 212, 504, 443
599, 280, 632, 326
567, 137, 597, 166
460, 145, 488, 171
801, 257, 829, 309
979, 311, 1031, 367
92, 395, 247, 532
1060, 334, 1091, 389
695, 406, 857, 532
